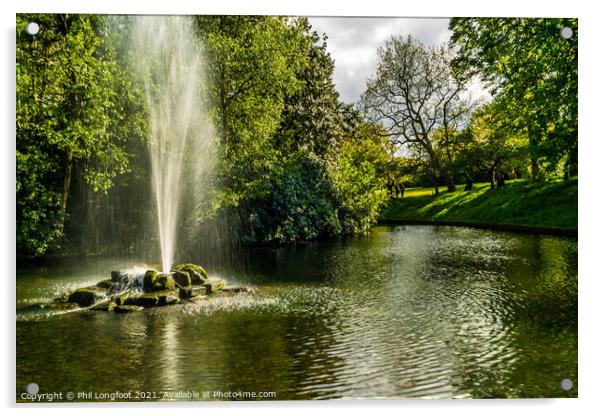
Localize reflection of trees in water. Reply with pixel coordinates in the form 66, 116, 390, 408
16, 226, 578, 399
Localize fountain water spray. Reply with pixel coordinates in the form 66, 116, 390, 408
132, 16, 215, 272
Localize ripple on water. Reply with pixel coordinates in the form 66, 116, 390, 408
16, 226, 578, 399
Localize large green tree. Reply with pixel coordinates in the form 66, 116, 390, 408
456, 102, 529, 188
196, 16, 389, 243
16, 14, 147, 258
449, 18, 578, 178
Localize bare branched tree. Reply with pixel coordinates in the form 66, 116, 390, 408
361, 36, 472, 195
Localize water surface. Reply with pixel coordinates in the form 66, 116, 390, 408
16, 225, 578, 400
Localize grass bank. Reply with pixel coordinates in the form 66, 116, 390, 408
380, 179, 577, 235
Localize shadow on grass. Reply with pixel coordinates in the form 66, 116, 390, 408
382, 179, 577, 230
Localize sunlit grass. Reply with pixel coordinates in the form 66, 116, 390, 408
381, 179, 577, 230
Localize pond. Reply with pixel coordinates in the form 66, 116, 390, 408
16, 225, 578, 400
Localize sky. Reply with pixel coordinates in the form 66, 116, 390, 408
307, 17, 487, 104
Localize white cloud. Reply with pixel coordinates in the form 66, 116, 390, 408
308, 17, 469, 104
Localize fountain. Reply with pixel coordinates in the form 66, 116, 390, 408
48, 17, 252, 313
131, 15, 215, 273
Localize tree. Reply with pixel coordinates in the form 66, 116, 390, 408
194, 17, 389, 243
276, 18, 344, 158
449, 18, 578, 178
16, 14, 147, 258
361, 36, 472, 195
333, 121, 390, 232
195, 16, 306, 208
457, 103, 529, 188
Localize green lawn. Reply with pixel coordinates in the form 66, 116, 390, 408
381, 179, 577, 231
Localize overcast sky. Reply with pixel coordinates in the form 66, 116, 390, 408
307, 17, 455, 104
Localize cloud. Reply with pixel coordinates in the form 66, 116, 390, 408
307, 17, 452, 104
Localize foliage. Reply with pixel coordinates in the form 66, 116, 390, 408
16, 14, 148, 258
17, 15, 577, 260
333, 124, 390, 233
449, 18, 578, 177
361, 36, 472, 194
197, 17, 390, 244
453, 102, 530, 185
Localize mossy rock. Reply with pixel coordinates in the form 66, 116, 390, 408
156, 290, 180, 306
123, 293, 157, 307
111, 271, 121, 282
142, 270, 159, 292
67, 287, 106, 307
154, 273, 175, 291
172, 263, 208, 283
114, 290, 135, 306
114, 305, 144, 313
189, 269, 206, 285
142, 271, 175, 292
123, 290, 180, 308
96, 279, 114, 289
179, 285, 207, 299
203, 278, 224, 295
90, 299, 116, 311
172, 270, 191, 288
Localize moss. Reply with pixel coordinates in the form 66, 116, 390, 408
67, 287, 105, 307
156, 290, 180, 306
96, 279, 113, 289
172, 263, 208, 280
123, 290, 179, 307
90, 299, 116, 311
179, 285, 206, 299
154, 273, 175, 291
203, 278, 224, 295
142, 270, 158, 292
172, 270, 191, 288
114, 305, 144, 313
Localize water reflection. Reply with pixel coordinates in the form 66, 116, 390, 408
17, 225, 577, 399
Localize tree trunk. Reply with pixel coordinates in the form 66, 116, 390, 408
443, 174, 456, 192
219, 66, 229, 146
530, 156, 540, 181
60, 150, 74, 230
490, 167, 496, 189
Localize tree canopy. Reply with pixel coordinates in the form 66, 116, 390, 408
449, 18, 578, 177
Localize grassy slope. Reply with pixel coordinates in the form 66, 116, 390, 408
381, 179, 577, 231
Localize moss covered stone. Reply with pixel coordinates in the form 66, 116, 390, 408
96, 279, 113, 289
154, 273, 175, 291
203, 278, 224, 295
114, 305, 144, 313
172, 270, 191, 288
172, 263, 208, 284
142, 270, 158, 291
67, 287, 106, 307
110, 271, 122, 282
179, 285, 207, 299
90, 299, 116, 311
124, 290, 179, 307
123, 292, 157, 307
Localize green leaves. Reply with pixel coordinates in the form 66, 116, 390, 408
450, 18, 577, 176
16, 14, 148, 258
196, 16, 388, 244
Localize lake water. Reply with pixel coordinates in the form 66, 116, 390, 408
16, 225, 578, 400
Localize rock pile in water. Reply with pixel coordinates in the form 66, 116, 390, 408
58, 263, 250, 313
